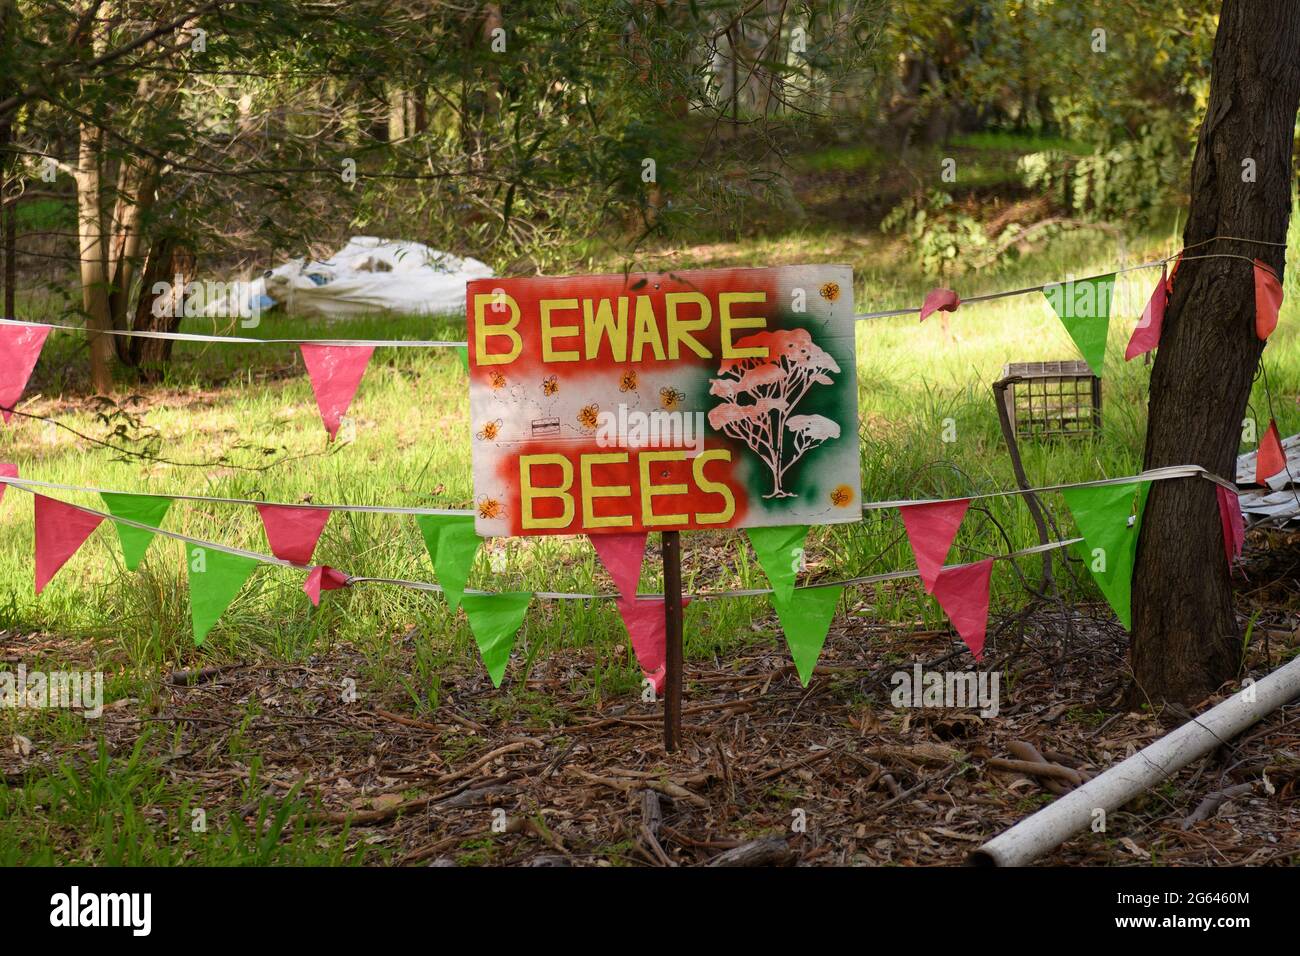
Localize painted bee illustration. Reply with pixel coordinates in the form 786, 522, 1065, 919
830, 484, 854, 507
541, 375, 559, 396
577, 403, 600, 430
488, 369, 507, 390
477, 496, 504, 521
819, 282, 840, 302
659, 386, 684, 410
475, 418, 503, 441
619, 370, 638, 392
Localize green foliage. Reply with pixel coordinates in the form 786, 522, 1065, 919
1019, 113, 1188, 223
881, 190, 992, 276
2, 1, 884, 282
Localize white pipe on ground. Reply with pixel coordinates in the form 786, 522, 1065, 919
969, 653, 1300, 866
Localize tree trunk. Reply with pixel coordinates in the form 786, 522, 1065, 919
1129, 0, 1300, 707
75, 120, 116, 393
125, 234, 192, 382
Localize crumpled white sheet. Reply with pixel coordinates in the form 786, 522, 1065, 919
205, 237, 493, 320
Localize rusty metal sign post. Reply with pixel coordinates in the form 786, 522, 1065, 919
661, 530, 684, 751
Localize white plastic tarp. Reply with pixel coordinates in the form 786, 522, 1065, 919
205, 237, 493, 320
1237, 431, 1300, 526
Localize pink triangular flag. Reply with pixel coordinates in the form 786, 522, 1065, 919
304, 565, 349, 606
1254, 260, 1283, 342
899, 498, 970, 593
256, 504, 331, 565
616, 596, 691, 694
0, 324, 51, 423
34, 494, 104, 594
1215, 485, 1244, 565
590, 532, 648, 601
299, 344, 374, 439
1256, 419, 1286, 483
919, 288, 960, 323
1125, 264, 1167, 361
931, 558, 994, 661
0, 462, 17, 506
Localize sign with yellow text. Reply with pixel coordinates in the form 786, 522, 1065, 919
467, 266, 860, 536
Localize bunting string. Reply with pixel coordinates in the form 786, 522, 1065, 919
0, 239, 1281, 346
0, 319, 466, 348
0, 462, 1252, 679
0, 465, 1228, 600
0, 474, 469, 515
0, 472, 1078, 601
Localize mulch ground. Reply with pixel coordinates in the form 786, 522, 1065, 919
4, 533, 1299, 867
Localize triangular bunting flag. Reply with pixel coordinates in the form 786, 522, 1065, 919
100, 492, 173, 571
461, 591, 531, 687
256, 504, 331, 565
1215, 485, 1245, 566
931, 558, 994, 660
1061, 481, 1150, 630
615, 596, 691, 695
899, 498, 970, 593
0, 324, 51, 423
34, 495, 104, 594
1256, 419, 1286, 483
591, 532, 648, 601
299, 344, 374, 440
416, 513, 481, 612
455, 345, 470, 372
186, 546, 261, 645
1125, 264, 1167, 361
1043, 274, 1115, 376
0, 462, 17, 506
772, 586, 842, 686
304, 565, 349, 606
746, 524, 809, 604
919, 287, 960, 322
1254, 260, 1283, 342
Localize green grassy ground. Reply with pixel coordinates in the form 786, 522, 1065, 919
2, 189, 1297, 863
5, 222, 1299, 691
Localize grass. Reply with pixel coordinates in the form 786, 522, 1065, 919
2, 177, 1298, 864
5, 219, 1297, 680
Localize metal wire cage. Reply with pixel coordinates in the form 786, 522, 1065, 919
993, 360, 1101, 440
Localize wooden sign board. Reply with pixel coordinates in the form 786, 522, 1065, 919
467, 265, 860, 536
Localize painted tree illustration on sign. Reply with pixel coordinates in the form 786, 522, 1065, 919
708, 328, 841, 498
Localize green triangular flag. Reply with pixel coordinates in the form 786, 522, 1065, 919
746, 524, 809, 604
1043, 274, 1115, 377
186, 546, 261, 645
455, 345, 469, 372
772, 585, 843, 686
416, 513, 481, 612
1061, 480, 1150, 630
461, 591, 531, 687
100, 492, 172, 571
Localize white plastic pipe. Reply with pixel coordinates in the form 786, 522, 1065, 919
970, 654, 1300, 866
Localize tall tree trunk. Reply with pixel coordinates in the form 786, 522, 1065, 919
75, 120, 116, 393
106, 154, 159, 357
1129, 0, 1300, 707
